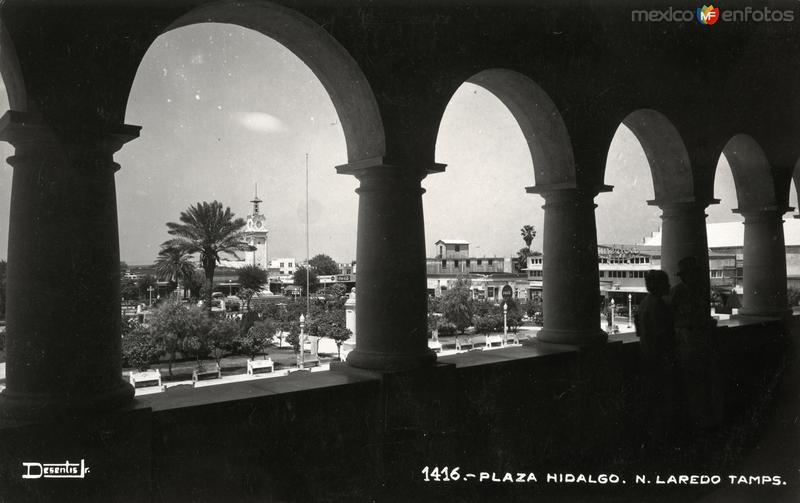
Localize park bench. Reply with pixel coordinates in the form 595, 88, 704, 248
484, 334, 504, 349
247, 358, 275, 375
192, 363, 221, 382
455, 337, 475, 351
129, 369, 161, 388
428, 340, 443, 353
298, 356, 320, 369
506, 332, 520, 345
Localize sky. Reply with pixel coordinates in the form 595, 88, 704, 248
0, 22, 795, 265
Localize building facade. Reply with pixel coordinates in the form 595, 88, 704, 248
426, 239, 525, 299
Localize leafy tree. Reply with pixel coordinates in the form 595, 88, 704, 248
441, 277, 473, 335
149, 300, 210, 376
121, 280, 139, 301
162, 201, 254, 314
120, 261, 129, 277
237, 264, 268, 310
505, 299, 523, 333
205, 317, 239, 367
137, 275, 157, 304
236, 319, 277, 360
307, 309, 351, 360
293, 266, 320, 295
121, 325, 160, 371
154, 246, 196, 300
516, 247, 535, 272
284, 320, 302, 355
309, 253, 340, 276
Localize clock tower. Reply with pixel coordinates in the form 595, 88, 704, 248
244, 184, 269, 268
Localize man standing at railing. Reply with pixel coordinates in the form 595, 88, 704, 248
670, 256, 721, 435
635, 269, 678, 451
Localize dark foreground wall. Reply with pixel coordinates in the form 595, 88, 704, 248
0, 318, 794, 502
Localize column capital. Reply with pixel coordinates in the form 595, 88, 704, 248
336, 157, 446, 180
526, 182, 612, 198
647, 197, 720, 211
733, 205, 789, 221
0, 110, 140, 154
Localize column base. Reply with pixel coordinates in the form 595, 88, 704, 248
346, 348, 437, 372
533, 327, 609, 346
0, 378, 134, 426
737, 306, 793, 318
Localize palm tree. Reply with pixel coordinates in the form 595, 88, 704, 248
154, 246, 196, 300
520, 224, 537, 250
162, 201, 254, 313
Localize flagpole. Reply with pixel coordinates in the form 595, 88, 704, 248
305, 152, 310, 321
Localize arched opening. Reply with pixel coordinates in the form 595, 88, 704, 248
153, 0, 384, 164
597, 123, 662, 246
430, 69, 606, 346
711, 135, 788, 315
596, 120, 665, 321
428, 81, 541, 302
606, 109, 705, 291
118, 20, 359, 378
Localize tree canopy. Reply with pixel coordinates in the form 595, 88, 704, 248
309, 254, 340, 276
154, 246, 196, 297
293, 266, 320, 295
440, 277, 473, 334
237, 264, 268, 310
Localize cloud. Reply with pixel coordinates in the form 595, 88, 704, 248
234, 112, 287, 134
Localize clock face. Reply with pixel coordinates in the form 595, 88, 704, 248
256, 221, 262, 228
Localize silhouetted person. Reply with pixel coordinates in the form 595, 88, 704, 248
635, 269, 678, 450
669, 256, 720, 434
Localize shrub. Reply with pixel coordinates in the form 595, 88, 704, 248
437, 322, 457, 337
122, 326, 160, 371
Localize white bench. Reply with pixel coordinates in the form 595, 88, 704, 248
192, 363, 221, 382
455, 337, 475, 351
247, 358, 275, 375
129, 369, 161, 388
428, 340, 443, 353
484, 334, 504, 349
299, 357, 320, 369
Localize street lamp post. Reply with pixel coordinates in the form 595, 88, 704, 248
227, 280, 232, 296
299, 314, 306, 369
503, 302, 508, 345
627, 294, 632, 328
147, 286, 154, 306
610, 298, 615, 333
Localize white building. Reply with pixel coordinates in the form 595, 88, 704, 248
269, 258, 297, 276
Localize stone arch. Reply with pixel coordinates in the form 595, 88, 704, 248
0, 19, 26, 111
450, 68, 575, 187
620, 109, 694, 203
133, 0, 384, 164
719, 134, 779, 211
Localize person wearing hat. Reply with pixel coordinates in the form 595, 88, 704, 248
669, 256, 720, 434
